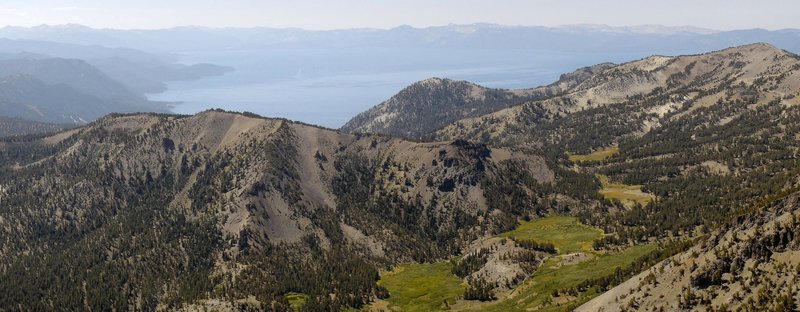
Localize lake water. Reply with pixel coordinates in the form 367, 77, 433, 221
149, 48, 641, 128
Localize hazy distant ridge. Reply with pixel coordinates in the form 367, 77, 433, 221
1, 24, 798, 54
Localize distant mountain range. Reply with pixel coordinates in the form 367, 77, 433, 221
0, 37, 232, 134
0, 24, 798, 55
0, 55, 146, 103
0, 38, 233, 94
0, 56, 168, 124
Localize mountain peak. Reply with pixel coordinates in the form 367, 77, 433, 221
417, 77, 447, 84
692, 42, 791, 59
414, 77, 474, 88
732, 41, 786, 53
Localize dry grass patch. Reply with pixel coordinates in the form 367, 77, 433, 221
568, 146, 619, 163
597, 174, 654, 207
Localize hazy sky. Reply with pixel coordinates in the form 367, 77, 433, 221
0, 0, 796, 30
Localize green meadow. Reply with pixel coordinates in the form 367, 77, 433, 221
500, 216, 603, 254
376, 261, 465, 311
286, 292, 310, 311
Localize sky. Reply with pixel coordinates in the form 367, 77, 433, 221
0, 0, 796, 30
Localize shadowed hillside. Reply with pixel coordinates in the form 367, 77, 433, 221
341, 63, 613, 139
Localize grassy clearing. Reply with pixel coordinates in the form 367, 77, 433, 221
467, 244, 657, 312
500, 216, 603, 254
374, 217, 656, 311
568, 146, 619, 163
597, 174, 654, 207
376, 262, 465, 311
285, 292, 309, 311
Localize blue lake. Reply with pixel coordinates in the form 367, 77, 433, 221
149, 48, 642, 128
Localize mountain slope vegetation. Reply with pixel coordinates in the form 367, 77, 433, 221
578, 190, 800, 311
0, 116, 63, 137
0, 110, 595, 310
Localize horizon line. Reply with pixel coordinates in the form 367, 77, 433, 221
1, 22, 793, 33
